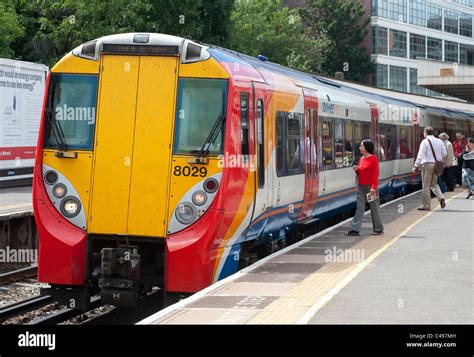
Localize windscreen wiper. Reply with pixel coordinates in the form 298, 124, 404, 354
195, 113, 225, 157
45, 107, 69, 151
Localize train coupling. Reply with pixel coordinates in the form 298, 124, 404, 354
98, 245, 141, 307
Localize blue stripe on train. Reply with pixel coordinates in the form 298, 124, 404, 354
216, 175, 420, 280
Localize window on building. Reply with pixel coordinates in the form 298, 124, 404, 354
460, 44, 468, 64
409, 68, 426, 95
452, 0, 472, 6
334, 118, 344, 168
397, 126, 414, 159
444, 9, 459, 34
445, 41, 459, 62
372, 0, 389, 18
321, 118, 333, 170
427, 37, 442, 60
344, 121, 354, 167
372, 26, 388, 54
389, 29, 407, 58
389, 0, 406, 22
409, 0, 426, 26
427, 3, 442, 30
389, 66, 407, 92
410, 34, 426, 59
459, 13, 472, 37
376, 64, 389, 89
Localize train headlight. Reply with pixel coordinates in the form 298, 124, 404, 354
192, 190, 207, 206
175, 202, 197, 225
60, 196, 81, 218
52, 183, 67, 198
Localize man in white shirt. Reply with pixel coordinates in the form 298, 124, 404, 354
412, 127, 447, 210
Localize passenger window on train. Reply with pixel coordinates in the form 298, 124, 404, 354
305, 110, 311, 178
322, 119, 333, 169
276, 113, 284, 176
398, 126, 413, 159
312, 110, 318, 178
379, 124, 395, 161
257, 99, 265, 188
287, 114, 302, 171
334, 119, 344, 168
354, 121, 362, 164
240, 93, 249, 157
344, 121, 354, 167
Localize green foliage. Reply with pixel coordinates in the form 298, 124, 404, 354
6, 0, 233, 66
301, 0, 375, 81
0, 0, 25, 58
228, 0, 328, 71
3, 0, 373, 82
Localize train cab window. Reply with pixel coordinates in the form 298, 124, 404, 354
334, 118, 344, 168
321, 118, 333, 169
398, 126, 413, 159
44, 74, 98, 150
287, 113, 302, 171
257, 99, 265, 188
240, 92, 250, 157
276, 113, 284, 176
173, 78, 228, 155
344, 120, 354, 167
305, 109, 311, 178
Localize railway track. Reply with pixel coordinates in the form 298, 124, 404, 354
0, 294, 53, 322
0, 266, 37, 285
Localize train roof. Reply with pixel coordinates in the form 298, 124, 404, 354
208, 45, 474, 121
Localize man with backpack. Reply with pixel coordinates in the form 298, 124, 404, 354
412, 127, 447, 211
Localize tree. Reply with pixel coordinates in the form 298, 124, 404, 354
0, 0, 25, 58
228, 0, 330, 71
301, 0, 375, 81
7, 0, 234, 66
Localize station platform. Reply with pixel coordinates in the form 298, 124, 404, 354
0, 186, 33, 220
138, 188, 473, 325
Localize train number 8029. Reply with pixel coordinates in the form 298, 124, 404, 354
173, 165, 208, 177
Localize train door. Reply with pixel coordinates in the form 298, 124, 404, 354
247, 82, 270, 236
297, 90, 319, 222
89, 55, 178, 237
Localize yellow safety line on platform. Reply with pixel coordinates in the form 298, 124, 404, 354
247, 191, 462, 325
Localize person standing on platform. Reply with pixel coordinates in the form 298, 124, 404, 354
439, 132, 455, 192
453, 132, 467, 186
412, 127, 447, 211
461, 138, 474, 199
346, 139, 384, 236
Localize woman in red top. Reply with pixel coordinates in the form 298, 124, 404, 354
347, 139, 384, 236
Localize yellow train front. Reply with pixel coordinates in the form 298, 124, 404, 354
33, 33, 249, 309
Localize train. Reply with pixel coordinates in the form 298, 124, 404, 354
33, 33, 474, 310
